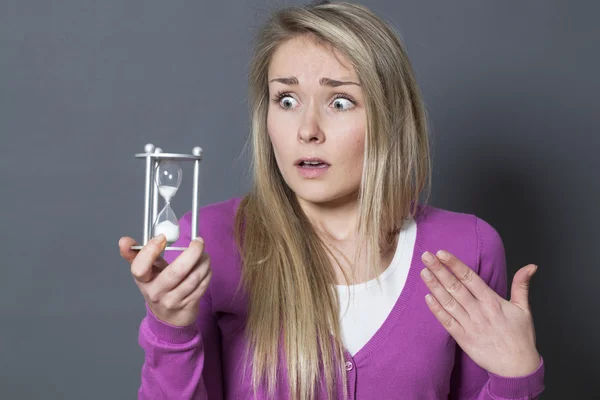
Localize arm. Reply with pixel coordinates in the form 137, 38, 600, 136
449, 217, 545, 400
138, 216, 224, 400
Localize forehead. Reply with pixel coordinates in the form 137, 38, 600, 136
268, 36, 357, 80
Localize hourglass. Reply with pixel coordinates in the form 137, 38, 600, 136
131, 143, 202, 251
153, 161, 182, 245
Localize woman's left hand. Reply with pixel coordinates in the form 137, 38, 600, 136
420, 250, 541, 377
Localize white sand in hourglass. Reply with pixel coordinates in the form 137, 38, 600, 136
155, 185, 179, 242
158, 185, 177, 202
154, 220, 180, 243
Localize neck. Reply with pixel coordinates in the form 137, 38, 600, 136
297, 192, 400, 285
297, 191, 359, 243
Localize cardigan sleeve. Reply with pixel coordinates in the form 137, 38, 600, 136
137, 214, 224, 400
448, 217, 545, 400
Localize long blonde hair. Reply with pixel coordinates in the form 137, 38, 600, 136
234, 2, 432, 399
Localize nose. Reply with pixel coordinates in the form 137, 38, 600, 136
297, 102, 325, 144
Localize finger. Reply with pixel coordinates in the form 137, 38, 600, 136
120, 236, 169, 269
434, 250, 490, 301
162, 254, 211, 307
420, 263, 471, 325
181, 267, 211, 304
119, 236, 140, 263
150, 237, 205, 296
421, 251, 475, 318
425, 293, 465, 337
130, 234, 168, 283
510, 264, 537, 309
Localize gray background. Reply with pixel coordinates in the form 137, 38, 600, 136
1, 0, 597, 398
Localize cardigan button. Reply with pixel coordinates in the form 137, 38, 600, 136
345, 361, 354, 371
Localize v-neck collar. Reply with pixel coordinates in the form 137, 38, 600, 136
344, 204, 427, 363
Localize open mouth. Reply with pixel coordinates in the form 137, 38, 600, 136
298, 161, 329, 168
295, 159, 330, 179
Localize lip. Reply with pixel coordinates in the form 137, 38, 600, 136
294, 156, 330, 166
295, 157, 330, 179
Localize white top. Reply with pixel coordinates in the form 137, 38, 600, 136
335, 216, 417, 356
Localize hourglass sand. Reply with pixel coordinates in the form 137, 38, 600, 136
131, 143, 202, 251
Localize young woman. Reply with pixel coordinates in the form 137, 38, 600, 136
119, 2, 545, 399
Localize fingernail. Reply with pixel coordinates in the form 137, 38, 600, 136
437, 250, 449, 261
528, 265, 538, 277
422, 251, 434, 264
151, 234, 165, 244
194, 237, 204, 244
425, 294, 435, 305
421, 268, 433, 281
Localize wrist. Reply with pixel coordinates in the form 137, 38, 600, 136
487, 355, 545, 398
493, 352, 542, 377
145, 303, 198, 344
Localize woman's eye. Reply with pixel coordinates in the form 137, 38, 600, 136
332, 98, 354, 111
279, 96, 298, 109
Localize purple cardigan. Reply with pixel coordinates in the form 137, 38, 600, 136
137, 197, 545, 399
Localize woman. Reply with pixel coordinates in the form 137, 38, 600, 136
119, 1, 545, 399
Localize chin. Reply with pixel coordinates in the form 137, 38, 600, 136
291, 183, 358, 207
295, 191, 336, 205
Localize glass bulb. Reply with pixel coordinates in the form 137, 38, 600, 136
153, 204, 179, 244
153, 160, 182, 245
155, 161, 182, 203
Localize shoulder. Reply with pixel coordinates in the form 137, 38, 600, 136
419, 202, 501, 236
180, 196, 242, 227
177, 197, 246, 306
416, 203, 497, 236
416, 204, 505, 285
178, 196, 243, 240
170, 196, 244, 264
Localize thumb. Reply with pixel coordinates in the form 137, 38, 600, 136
510, 264, 538, 309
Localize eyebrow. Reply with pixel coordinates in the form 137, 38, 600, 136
269, 77, 360, 87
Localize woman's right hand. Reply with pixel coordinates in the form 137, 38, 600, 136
119, 234, 212, 327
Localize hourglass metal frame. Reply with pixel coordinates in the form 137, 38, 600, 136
130, 143, 202, 251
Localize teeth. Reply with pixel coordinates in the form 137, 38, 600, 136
304, 161, 322, 165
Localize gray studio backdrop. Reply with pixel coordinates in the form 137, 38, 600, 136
1, 1, 598, 399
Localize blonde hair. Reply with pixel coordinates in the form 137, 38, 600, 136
234, 1, 431, 399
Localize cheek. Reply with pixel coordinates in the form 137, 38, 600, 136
337, 126, 366, 170
350, 138, 366, 179
266, 112, 284, 156
351, 133, 366, 159
267, 110, 297, 168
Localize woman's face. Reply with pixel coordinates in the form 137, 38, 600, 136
267, 36, 366, 206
